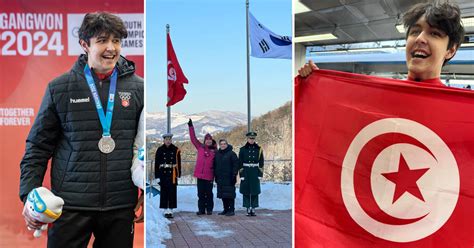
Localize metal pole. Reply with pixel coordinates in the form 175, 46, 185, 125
246, 0, 251, 133
166, 24, 171, 134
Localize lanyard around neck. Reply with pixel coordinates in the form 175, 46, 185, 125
84, 65, 118, 136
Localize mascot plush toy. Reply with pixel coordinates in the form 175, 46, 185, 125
132, 146, 145, 190
24, 187, 64, 238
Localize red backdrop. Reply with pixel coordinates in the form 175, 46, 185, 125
295, 70, 474, 247
0, 0, 144, 246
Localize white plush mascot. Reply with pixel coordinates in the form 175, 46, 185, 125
24, 187, 64, 238
131, 110, 144, 190
132, 147, 145, 189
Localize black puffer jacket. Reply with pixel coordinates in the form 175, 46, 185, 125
213, 145, 239, 199
19, 54, 143, 211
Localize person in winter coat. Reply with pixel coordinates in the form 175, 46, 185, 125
155, 133, 181, 218
214, 139, 239, 216
188, 118, 217, 215
239, 131, 264, 216
19, 12, 143, 247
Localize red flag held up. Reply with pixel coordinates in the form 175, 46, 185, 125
295, 70, 474, 247
166, 33, 188, 107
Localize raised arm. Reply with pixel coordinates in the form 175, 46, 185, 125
188, 119, 201, 149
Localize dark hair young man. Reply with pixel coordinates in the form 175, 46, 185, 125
20, 12, 143, 247
298, 2, 465, 84
403, 2, 465, 84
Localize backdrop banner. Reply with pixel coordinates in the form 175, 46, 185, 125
0, 1, 144, 246
295, 70, 474, 247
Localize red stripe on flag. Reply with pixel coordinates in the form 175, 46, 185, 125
295, 69, 474, 247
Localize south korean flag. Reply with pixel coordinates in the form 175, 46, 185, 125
249, 12, 292, 59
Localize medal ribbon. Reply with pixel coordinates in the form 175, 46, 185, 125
84, 65, 117, 137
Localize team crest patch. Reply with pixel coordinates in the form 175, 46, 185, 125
118, 92, 132, 107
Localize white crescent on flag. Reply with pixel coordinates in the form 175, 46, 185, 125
167, 61, 177, 81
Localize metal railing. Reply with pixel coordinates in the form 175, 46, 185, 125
147, 159, 292, 186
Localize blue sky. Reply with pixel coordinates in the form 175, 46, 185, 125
146, 0, 292, 116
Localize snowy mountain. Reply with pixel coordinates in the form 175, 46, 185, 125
146, 110, 247, 141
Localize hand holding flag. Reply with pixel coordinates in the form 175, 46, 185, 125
296, 70, 474, 247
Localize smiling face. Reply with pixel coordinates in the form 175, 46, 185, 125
205, 138, 213, 146
405, 16, 456, 81
219, 141, 228, 150
80, 34, 121, 74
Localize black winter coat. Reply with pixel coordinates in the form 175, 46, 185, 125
19, 54, 143, 211
155, 144, 181, 184
213, 145, 239, 199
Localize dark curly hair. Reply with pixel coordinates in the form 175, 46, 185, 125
78, 12, 128, 46
403, 2, 465, 65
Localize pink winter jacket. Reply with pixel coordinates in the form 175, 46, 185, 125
189, 126, 215, 181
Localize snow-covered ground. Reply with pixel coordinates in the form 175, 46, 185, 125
146, 198, 171, 248
145, 182, 292, 247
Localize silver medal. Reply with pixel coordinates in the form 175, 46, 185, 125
98, 135, 115, 154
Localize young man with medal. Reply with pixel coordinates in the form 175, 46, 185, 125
19, 12, 143, 247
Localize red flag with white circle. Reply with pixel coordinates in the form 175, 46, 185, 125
166, 33, 188, 107
295, 69, 474, 247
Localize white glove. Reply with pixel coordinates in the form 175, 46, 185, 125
240, 177, 245, 181
23, 187, 64, 238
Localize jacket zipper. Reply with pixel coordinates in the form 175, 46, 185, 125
98, 79, 108, 210
201, 148, 206, 175
100, 152, 106, 209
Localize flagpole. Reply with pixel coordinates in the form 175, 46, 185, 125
166, 24, 171, 134
246, 0, 251, 133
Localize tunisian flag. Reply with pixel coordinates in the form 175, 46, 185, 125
295, 69, 474, 247
166, 33, 188, 106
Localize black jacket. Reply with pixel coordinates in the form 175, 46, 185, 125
19, 54, 143, 211
214, 145, 239, 199
155, 143, 182, 184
